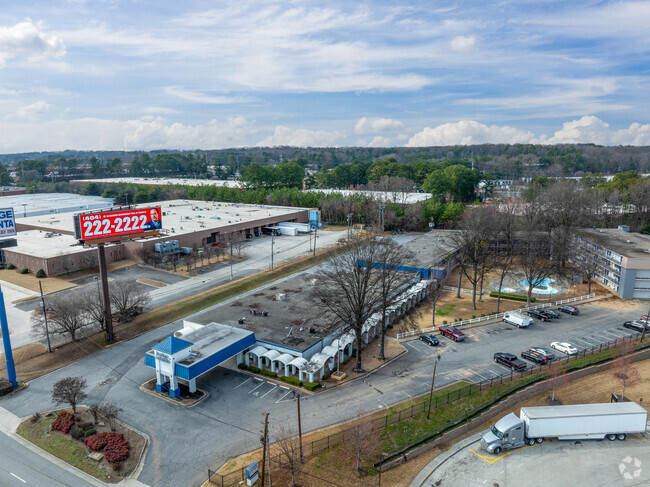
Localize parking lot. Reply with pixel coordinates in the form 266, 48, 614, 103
415, 431, 650, 487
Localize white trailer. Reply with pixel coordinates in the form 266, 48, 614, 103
481, 402, 647, 453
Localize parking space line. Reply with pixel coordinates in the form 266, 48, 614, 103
276, 389, 294, 404
234, 377, 252, 390
260, 384, 277, 398
469, 442, 537, 464
249, 381, 266, 395
568, 337, 592, 348
399, 391, 412, 398
469, 369, 490, 381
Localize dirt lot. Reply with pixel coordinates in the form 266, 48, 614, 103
210, 357, 650, 487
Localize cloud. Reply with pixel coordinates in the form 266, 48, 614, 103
450, 35, 476, 52
15, 100, 49, 120
256, 126, 343, 147
0, 20, 65, 68
543, 115, 650, 145
367, 136, 392, 147
406, 120, 535, 146
354, 117, 403, 134
164, 86, 255, 104
0, 116, 257, 152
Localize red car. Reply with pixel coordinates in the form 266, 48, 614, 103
641, 315, 648, 322
439, 325, 465, 342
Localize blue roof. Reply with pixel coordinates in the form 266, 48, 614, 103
152, 336, 192, 355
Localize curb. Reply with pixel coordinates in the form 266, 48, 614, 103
138, 381, 210, 408
408, 433, 482, 487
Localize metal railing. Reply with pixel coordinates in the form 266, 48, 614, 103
207, 332, 645, 487
443, 286, 485, 295
397, 293, 596, 339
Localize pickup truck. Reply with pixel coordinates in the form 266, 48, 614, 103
527, 309, 551, 321
439, 325, 465, 342
494, 352, 527, 371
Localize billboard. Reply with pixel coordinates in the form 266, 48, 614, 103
0, 208, 16, 237
74, 207, 162, 243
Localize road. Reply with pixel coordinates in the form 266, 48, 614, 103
0, 430, 101, 487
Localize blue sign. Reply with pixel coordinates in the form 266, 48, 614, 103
246, 461, 258, 479
309, 209, 320, 229
0, 208, 16, 237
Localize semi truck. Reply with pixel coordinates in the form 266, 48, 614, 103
481, 402, 648, 454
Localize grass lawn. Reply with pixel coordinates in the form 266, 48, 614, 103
17, 416, 108, 481
435, 303, 456, 316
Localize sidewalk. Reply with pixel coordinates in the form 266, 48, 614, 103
408, 434, 481, 487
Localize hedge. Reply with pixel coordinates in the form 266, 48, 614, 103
489, 291, 535, 302
247, 365, 261, 373
261, 370, 277, 378
280, 376, 302, 387
237, 363, 247, 370
303, 381, 321, 391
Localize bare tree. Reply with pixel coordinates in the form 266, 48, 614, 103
611, 356, 640, 400
100, 402, 120, 431
52, 377, 87, 413
311, 241, 382, 372
569, 235, 601, 294
342, 410, 382, 473
452, 207, 498, 309
273, 423, 303, 487
32, 293, 89, 342
518, 205, 555, 306
493, 200, 519, 312
80, 287, 105, 330
373, 238, 416, 360
109, 280, 151, 322
546, 361, 569, 403
88, 402, 101, 424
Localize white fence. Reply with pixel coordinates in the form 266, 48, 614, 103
396, 293, 596, 339
442, 286, 485, 296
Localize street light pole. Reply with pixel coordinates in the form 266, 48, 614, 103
426, 354, 441, 420
271, 233, 274, 270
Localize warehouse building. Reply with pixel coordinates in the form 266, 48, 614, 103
8, 199, 310, 276
573, 227, 650, 299
2, 193, 113, 219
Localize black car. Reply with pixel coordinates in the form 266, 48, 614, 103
521, 349, 549, 364
420, 334, 440, 346
558, 305, 579, 315
527, 309, 551, 321
623, 321, 650, 333
494, 352, 527, 371
543, 309, 561, 319
530, 347, 556, 361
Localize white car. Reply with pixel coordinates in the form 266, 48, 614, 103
550, 341, 578, 355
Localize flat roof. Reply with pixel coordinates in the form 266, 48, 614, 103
190, 272, 338, 352
0, 193, 113, 219
305, 189, 430, 205
174, 322, 254, 367
398, 230, 459, 268
8, 230, 95, 258
18, 199, 309, 239
576, 228, 650, 259
73, 177, 242, 188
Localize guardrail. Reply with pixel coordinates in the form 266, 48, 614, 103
397, 293, 596, 339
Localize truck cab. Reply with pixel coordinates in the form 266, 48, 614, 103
480, 413, 527, 453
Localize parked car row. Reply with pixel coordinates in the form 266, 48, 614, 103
623, 320, 650, 333
495, 341, 578, 371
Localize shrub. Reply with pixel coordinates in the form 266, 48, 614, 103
30, 412, 42, 424
480, 314, 485, 317
51, 411, 75, 434
261, 370, 277, 378
247, 365, 261, 373
237, 363, 247, 370
20, 268, 28, 274
84, 429, 97, 438
443, 320, 447, 325
84, 432, 122, 451
0, 264, 5, 269
104, 437, 130, 464
6, 263, 15, 270
70, 425, 84, 440
36, 269, 46, 278
303, 381, 321, 391
472, 315, 476, 319
280, 376, 302, 387
489, 291, 535, 302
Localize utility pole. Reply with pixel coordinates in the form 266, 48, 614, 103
260, 413, 269, 487
229, 239, 234, 280
312, 226, 317, 256
271, 233, 274, 270
97, 243, 114, 342
266, 432, 273, 487
426, 354, 441, 420
38, 281, 51, 353
296, 393, 303, 461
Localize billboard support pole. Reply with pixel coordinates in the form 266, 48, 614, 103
0, 285, 17, 387
97, 243, 114, 343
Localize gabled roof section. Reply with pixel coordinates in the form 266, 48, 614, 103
152, 336, 192, 355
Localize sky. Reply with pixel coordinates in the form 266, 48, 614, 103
1, 0, 650, 152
